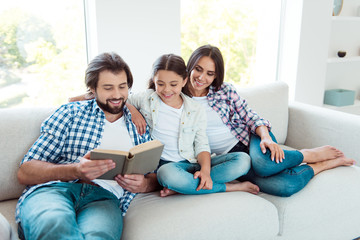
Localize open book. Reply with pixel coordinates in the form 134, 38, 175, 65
90, 139, 164, 180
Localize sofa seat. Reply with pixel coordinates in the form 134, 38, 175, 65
123, 191, 279, 240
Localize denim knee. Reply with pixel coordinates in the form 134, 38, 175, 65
229, 152, 251, 177
251, 150, 276, 177
157, 163, 183, 188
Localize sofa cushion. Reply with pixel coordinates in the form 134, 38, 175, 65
123, 191, 279, 240
260, 165, 360, 240
0, 108, 55, 201
0, 212, 12, 240
237, 81, 289, 145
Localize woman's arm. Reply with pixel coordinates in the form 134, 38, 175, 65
68, 92, 95, 102
255, 125, 284, 163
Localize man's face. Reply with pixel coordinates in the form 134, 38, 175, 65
91, 70, 128, 120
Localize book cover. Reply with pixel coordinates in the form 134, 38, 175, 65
90, 139, 164, 179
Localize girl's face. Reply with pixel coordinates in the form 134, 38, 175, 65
153, 70, 187, 108
189, 56, 216, 97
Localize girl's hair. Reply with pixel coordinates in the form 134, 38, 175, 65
85, 52, 133, 90
148, 54, 187, 90
185, 44, 224, 94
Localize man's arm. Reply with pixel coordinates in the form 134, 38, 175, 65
17, 152, 116, 185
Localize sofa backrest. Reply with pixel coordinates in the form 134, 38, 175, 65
237, 81, 289, 145
0, 81, 289, 201
0, 107, 55, 201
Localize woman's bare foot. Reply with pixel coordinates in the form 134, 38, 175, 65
225, 181, 260, 195
160, 187, 178, 197
300, 145, 344, 164
308, 156, 356, 175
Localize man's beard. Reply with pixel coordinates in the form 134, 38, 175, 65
96, 98, 126, 114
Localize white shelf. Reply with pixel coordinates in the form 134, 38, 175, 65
327, 56, 360, 63
332, 16, 360, 22
324, 100, 360, 115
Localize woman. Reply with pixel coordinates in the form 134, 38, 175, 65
184, 44, 356, 197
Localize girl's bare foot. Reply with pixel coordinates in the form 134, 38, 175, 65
225, 181, 260, 195
300, 145, 344, 164
160, 187, 178, 197
308, 156, 356, 175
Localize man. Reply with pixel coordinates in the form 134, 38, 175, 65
16, 52, 158, 240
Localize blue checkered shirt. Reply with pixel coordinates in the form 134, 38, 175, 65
207, 82, 271, 146
15, 99, 152, 223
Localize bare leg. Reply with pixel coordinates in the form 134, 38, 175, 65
225, 181, 260, 195
308, 156, 356, 175
160, 187, 178, 197
300, 145, 344, 164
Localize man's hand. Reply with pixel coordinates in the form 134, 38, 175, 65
76, 152, 116, 181
114, 173, 160, 193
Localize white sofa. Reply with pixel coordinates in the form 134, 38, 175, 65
1, 81, 360, 240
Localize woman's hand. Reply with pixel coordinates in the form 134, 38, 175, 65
194, 169, 213, 191
259, 137, 284, 163
68, 92, 95, 102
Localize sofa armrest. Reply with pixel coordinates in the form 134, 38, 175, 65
286, 101, 360, 166
0, 213, 14, 240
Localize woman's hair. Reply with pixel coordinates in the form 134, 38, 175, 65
148, 54, 187, 90
185, 44, 224, 93
85, 52, 133, 91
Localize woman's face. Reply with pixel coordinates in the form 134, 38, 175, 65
189, 56, 216, 96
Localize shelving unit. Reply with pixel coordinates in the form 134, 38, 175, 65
324, 100, 360, 115
325, 5, 360, 115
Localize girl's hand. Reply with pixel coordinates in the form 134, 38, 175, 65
259, 137, 285, 163
126, 103, 147, 135
194, 170, 213, 191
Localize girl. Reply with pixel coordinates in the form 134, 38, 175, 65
126, 54, 258, 196
184, 45, 356, 197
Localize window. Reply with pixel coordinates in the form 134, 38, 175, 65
181, 0, 282, 87
0, 0, 87, 108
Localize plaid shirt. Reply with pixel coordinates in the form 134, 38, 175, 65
207, 82, 271, 147
15, 99, 152, 223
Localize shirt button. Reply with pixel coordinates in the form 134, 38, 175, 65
182, 122, 184, 124
153, 110, 155, 112
180, 150, 183, 152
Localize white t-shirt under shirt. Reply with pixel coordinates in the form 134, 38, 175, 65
152, 101, 185, 162
192, 96, 238, 155
92, 116, 134, 198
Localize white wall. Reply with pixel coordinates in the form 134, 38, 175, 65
84, 0, 181, 93
279, 0, 333, 106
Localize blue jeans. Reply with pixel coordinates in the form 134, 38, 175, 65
235, 132, 315, 197
157, 152, 250, 194
18, 182, 123, 240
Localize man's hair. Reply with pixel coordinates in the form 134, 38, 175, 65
148, 54, 187, 90
85, 52, 133, 90
185, 44, 224, 93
